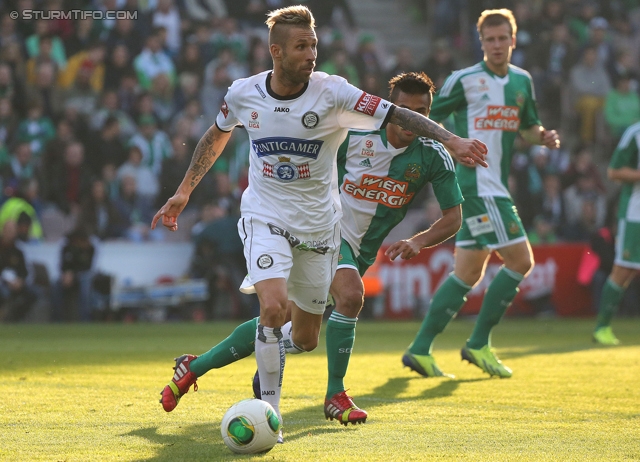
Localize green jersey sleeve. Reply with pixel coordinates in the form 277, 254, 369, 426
425, 143, 464, 210
520, 76, 541, 130
430, 77, 466, 123
610, 127, 639, 169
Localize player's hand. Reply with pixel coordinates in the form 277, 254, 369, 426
384, 239, 422, 261
541, 129, 560, 149
151, 192, 190, 231
445, 136, 488, 168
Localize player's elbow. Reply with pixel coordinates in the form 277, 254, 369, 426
443, 205, 462, 235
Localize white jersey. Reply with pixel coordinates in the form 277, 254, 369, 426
215, 71, 394, 234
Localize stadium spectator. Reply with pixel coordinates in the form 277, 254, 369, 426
117, 145, 160, 203
210, 17, 248, 61
0, 220, 37, 322
247, 36, 271, 75
176, 41, 205, 78
586, 17, 614, 69
152, 0, 182, 56
113, 174, 162, 242
58, 41, 106, 94
0, 97, 18, 160
25, 61, 65, 121
51, 227, 98, 322
200, 64, 233, 120
386, 47, 416, 83
25, 20, 67, 71
0, 142, 35, 195
563, 173, 607, 234
563, 144, 606, 192
16, 211, 34, 243
569, 46, 611, 145
319, 48, 359, 86
15, 98, 55, 160
420, 38, 458, 89
104, 44, 135, 92
157, 135, 192, 208
61, 59, 100, 117
89, 90, 136, 140
25, 34, 60, 85
46, 141, 91, 216
134, 28, 176, 91
78, 178, 127, 240
527, 214, 559, 245
128, 115, 173, 175
604, 72, 640, 140
540, 173, 566, 234
106, 18, 143, 58
150, 74, 176, 125
64, 17, 104, 58
203, 45, 249, 85
0, 178, 43, 242
90, 116, 128, 177
352, 33, 384, 84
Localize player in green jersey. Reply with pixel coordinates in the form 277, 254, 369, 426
403, 9, 561, 378
592, 121, 640, 346
323, 72, 463, 423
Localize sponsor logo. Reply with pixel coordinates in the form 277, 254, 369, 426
257, 254, 273, 269
220, 100, 229, 118
381, 102, 389, 109
481, 93, 490, 101
359, 158, 372, 167
404, 163, 422, 183
338, 348, 353, 353
312, 299, 326, 305
274, 107, 290, 113
251, 111, 258, 119
267, 223, 330, 255
248, 111, 260, 129
255, 84, 266, 99
360, 139, 375, 157
478, 77, 490, 92
465, 214, 494, 237
474, 105, 520, 131
261, 390, 275, 396
342, 174, 414, 208
263, 156, 310, 182
230, 347, 240, 360
252, 137, 323, 159
365, 140, 373, 148
301, 111, 319, 128
354, 92, 381, 116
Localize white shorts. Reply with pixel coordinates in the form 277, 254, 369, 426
237, 217, 340, 315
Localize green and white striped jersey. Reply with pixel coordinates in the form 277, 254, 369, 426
610, 121, 640, 222
337, 129, 463, 263
430, 61, 541, 198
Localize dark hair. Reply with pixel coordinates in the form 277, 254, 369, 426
388, 72, 435, 102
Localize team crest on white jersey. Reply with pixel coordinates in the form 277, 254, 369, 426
263, 156, 311, 182
301, 111, 319, 128
361, 139, 375, 157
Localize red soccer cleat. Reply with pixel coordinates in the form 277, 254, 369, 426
159, 354, 199, 412
324, 391, 368, 425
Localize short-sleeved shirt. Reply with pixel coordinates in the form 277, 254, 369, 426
215, 71, 394, 234
430, 61, 541, 198
337, 129, 463, 265
610, 121, 640, 222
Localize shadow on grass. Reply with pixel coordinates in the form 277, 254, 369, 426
125, 375, 489, 461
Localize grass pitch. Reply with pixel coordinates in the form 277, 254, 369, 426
1, 318, 639, 461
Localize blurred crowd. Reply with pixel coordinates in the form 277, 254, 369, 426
0, 0, 639, 321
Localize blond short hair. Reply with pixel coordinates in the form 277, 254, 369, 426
265, 5, 315, 31
477, 9, 517, 38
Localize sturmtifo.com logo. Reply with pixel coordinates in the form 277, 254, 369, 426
10, 10, 138, 20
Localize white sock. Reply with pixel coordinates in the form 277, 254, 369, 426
281, 321, 305, 355
255, 324, 285, 420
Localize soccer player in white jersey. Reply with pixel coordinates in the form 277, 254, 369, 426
592, 121, 640, 346
403, 9, 561, 379
151, 5, 486, 440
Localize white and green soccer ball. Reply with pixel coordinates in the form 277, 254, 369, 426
220, 398, 281, 454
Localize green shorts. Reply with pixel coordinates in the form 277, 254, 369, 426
336, 239, 371, 277
615, 219, 640, 269
456, 196, 527, 250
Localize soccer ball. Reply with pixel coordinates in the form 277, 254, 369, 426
220, 398, 281, 454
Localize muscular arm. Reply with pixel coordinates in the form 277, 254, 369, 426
389, 107, 488, 167
384, 205, 462, 261
608, 167, 640, 183
151, 124, 233, 230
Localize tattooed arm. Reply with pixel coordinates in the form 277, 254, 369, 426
151, 124, 233, 231
389, 107, 489, 168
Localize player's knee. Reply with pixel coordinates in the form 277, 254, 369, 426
336, 288, 364, 318
292, 329, 319, 352
259, 298, 287, 327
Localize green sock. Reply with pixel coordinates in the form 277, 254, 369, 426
596, 279, 625, 329
326, 311, 357, 398
467, 266, 523, 350
408, 274, 472, 355
189, 317, 258, 377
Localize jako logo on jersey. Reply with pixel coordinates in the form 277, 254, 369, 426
354, 92, 382, 116
252, 137, 324, 159
343, 174, 414, 208
474, 105, 520, 131
220, 100, 229, 118
274, 107, 290, 113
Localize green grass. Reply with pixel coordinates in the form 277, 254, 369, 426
1, 318, 639, 461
